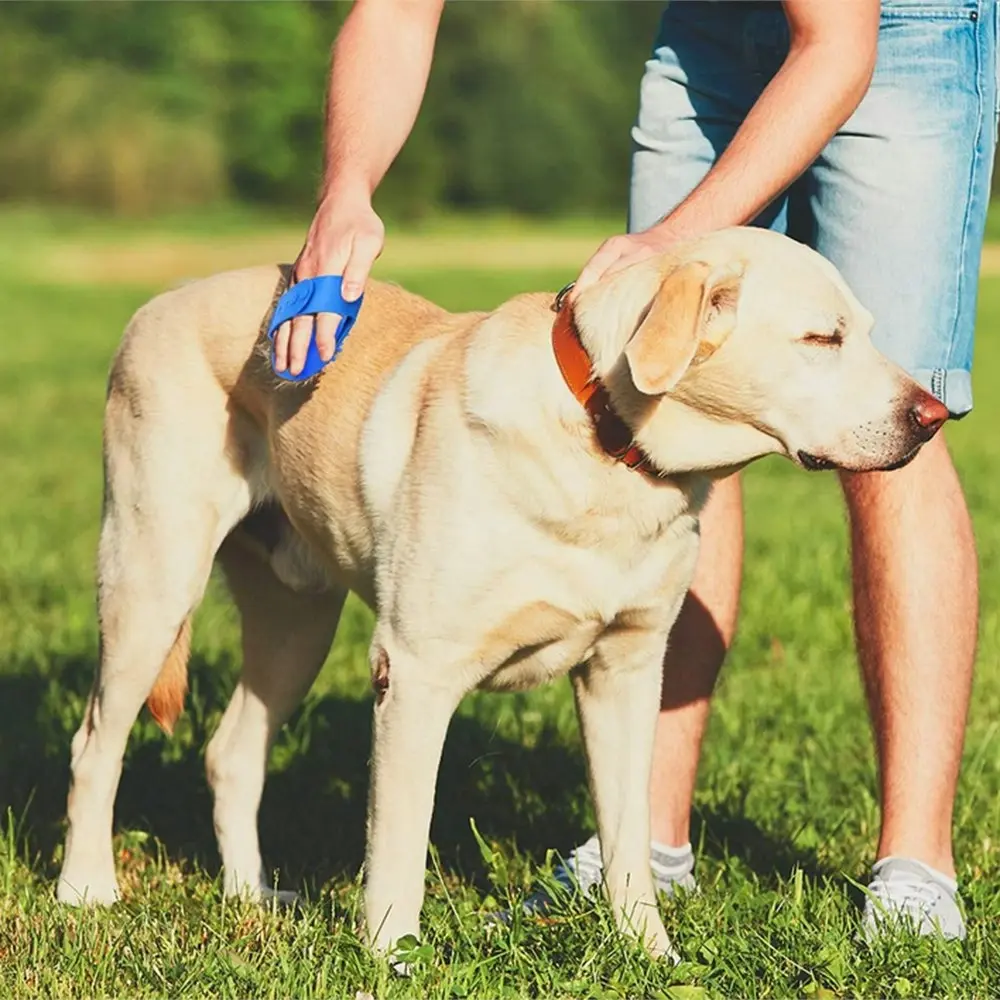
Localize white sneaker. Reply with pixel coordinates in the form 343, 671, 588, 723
861, 857, 966, 941
523, 833, 697, 914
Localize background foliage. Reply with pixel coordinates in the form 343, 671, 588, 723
0, 1, 662, 219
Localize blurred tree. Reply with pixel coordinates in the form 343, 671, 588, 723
381, 1, 662, 219
0, 1, 664, 218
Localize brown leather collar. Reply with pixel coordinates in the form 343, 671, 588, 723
550, 287, 663, 480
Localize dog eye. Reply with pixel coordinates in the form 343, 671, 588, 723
800, 331, 843, 348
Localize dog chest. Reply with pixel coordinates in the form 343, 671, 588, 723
471, 530, 697, 693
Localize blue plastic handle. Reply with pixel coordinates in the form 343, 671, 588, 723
267, 275, 364, 382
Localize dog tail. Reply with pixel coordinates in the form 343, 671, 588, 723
146, 616, 192, 735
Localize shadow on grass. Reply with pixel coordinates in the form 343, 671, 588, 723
0, 650, 593, 892
690, 807, 836, 885
0, 647, 836, 899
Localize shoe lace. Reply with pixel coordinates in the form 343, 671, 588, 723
868, 871, 942, 918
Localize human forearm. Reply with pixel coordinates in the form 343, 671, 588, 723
574, 0, 879, 294
320, 0, 445, 205
275, 0, 444, 376
663, 29, 878, 239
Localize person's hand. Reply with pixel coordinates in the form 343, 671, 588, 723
571, 225, 685, 302
273, 193, 385, 376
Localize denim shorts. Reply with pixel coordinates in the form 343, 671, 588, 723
629, 0, 999, 415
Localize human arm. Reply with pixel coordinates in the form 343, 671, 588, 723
573, 0, 880, 297
275, 0, 445, 376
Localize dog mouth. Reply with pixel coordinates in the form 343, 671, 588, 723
797, 450, 838, 472
797, 443, 922, 474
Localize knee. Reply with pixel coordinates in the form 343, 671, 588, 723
698, 473, 744, 555
69, 712, 95, 768
839, 433, 954, 512
205, 726, 243, 793
703, 471, 743, 519
689, 472, 744, 633
204, 738, 227, 791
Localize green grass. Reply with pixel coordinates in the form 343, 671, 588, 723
2, 231, 1000, 998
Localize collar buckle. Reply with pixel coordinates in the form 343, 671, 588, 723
553, 281, 575, 313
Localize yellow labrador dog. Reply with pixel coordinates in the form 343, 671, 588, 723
57, 227, 947, 961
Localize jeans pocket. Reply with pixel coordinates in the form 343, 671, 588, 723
880, 1, 977, 18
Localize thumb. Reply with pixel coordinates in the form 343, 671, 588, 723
341, 232, 383, 302
571, 238, 626, 301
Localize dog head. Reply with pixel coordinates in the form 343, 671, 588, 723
572, 227, 948, 476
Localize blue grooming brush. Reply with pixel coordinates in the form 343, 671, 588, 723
267, 275, 364, 382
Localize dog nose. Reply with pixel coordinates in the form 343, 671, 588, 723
909, 392, 949, 439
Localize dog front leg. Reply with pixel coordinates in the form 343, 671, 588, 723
571, 633, 677, 962
363, 639, 461, 957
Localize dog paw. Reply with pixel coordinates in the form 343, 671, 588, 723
258, 885, 300, 908
56, 870, 120, 907
646, 926, 681, 965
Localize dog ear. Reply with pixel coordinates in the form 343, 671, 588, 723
624, 260, 744, 396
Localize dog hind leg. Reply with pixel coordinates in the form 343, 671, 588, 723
58, 378, 255, 906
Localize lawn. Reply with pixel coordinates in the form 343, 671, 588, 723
1, 212, 999, 998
